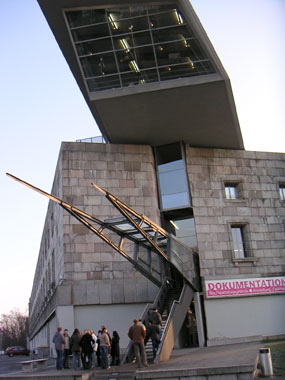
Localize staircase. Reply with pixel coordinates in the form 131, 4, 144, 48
121, 282, 194, 365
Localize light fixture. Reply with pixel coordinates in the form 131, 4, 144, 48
180, 34, 190, 48
187, 57, 195, 69
174, 9, 183, 25
108, 14, 118, 30
120, 39, 130, 53
129, 60, 140, 73
170, 220, 179, 229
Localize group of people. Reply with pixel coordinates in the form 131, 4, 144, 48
52, 326, 120, 371
52, 307, 162, 371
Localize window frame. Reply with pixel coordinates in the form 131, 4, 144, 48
230, 224, 246, 259
279, 183, 285, 201
154, 142, 191, 211
224, 181, 240, 200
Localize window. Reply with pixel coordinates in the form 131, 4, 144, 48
155, 143, 190, 210
279, 184, 285, 201
225, 183, 239, 200
169, 217, 197, 248
231, 225, 246, 258
65, 4, 216, 92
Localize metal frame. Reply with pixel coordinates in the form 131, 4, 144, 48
7, 173, 198, 289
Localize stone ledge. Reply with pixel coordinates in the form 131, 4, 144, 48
136, 364, 254, 379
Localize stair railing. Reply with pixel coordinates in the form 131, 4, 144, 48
153, 283, 194, 363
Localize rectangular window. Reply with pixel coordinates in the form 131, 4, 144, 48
225, 183, 239, 199
231, 226, 246, 258
279, 184, 285, 201
155, 143, 190, 210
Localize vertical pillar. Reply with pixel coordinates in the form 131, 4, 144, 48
194, 292, 205, 347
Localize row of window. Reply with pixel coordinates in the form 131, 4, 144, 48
225, 183, 285, 201
154, 143, 284, 264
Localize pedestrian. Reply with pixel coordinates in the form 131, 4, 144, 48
80, 329, 95, 369
150, 307, 162, 327
63, 328, 70, 369
111, 331, 120, 366
70, 328, 82, 370
52, 327, 65, 370
128, 319, 148, 368
96, 330, 102, 367
148, 320, 160, 357
90, 329, 97, 368
98, 327, 111, 369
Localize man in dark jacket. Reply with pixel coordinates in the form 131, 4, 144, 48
128, 319, 148, 368
149, 320, 161, 357
80, 329, 95, 369
150, 308, 162, 327
52, 327, 65, 370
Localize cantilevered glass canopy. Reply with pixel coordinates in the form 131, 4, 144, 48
65, 4, 216, 92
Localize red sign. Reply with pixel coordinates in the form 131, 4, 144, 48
206, 277, 285, 298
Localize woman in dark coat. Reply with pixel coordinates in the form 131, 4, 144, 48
111, 331, 120, 365
69, 329, 82, 370
80, 329, 95, 369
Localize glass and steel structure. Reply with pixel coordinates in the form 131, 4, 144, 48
65, 3, 216, 92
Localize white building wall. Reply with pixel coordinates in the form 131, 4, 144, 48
74, 303, 146, 349
205, 294, 285, 345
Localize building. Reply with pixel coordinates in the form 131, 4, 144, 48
28, 0, 285, 355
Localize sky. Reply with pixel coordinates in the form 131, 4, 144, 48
0, 0, 284, 316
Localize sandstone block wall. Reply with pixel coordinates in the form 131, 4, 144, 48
186, 147, 285, 280
60, 142, 160, 305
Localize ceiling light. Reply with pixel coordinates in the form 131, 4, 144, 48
120, 39, 130, 53
108, 14, 118, 30
174, 10, 183, 25
170, 220, 179, 229
129, 60, 140, 73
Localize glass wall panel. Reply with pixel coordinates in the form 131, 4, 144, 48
156, 143, 190, 210
76, 38, 113, 56
86, 75, 121, 92
169, 218, 197, 248
81, 52, 117, 77
71, 23, 109, 42
66, 9, 106, 28
161, 192, 189, 210
65, 3, 216, 92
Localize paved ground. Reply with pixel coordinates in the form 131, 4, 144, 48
0, 340, 284, 379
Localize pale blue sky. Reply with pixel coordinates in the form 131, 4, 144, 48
0, 0, 284, 315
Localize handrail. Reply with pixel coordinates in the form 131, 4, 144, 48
154, 283, 194, 363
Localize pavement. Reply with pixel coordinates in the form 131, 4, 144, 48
1, 340, 284, 379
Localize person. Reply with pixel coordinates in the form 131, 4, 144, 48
128, 319, 148, 368
52, 327, 65, 370
70, 328, 82, 370
111, 331, 120, 366
90, 330, 97, 368
148, 320, 160, 357
80, 329, 95, 369
63, 328, 70, 369
98, 327, 111, 369
150, 308, 162, 327
96, 330, 102, 367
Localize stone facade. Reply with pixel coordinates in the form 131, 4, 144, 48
29, 142, 285, 348
29, 142, 160, 339
186, 147, 285, 281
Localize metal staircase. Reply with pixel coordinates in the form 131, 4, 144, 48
7, 173, 201, 364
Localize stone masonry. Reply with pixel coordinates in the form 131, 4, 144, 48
186, 147, 285, 282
